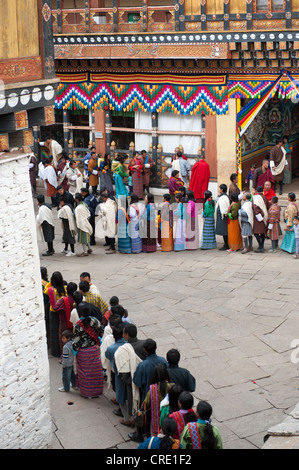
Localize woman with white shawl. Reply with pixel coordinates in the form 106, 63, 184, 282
238, 192, 254, 254
66, 160, 84, 196
36, 194, 55, 256
215, 184, 230, 250
58, 195, 77, 256
74, 193, 93, 257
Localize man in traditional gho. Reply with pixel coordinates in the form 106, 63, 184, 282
36, 194, 55, 256
87, 151, 100, 195
252, 159, 275, 193
215, 184, 230, 251
29, 153, 38, 198
140, 149, 155, 195
98, 190, 118, 254
56, 151, 70, 191
270, 138, 285, 195
74, 193, 93, 257
267, 196, 281, 253
172, 150, 190, 185
39, 136, 63, 169
228, 172, 243, 202
43, 158, 58, 206
252, 186, 269, 253
58, 195, 77, 257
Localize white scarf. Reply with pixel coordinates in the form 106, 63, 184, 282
36, 204, 55, 241
75, 202, 93, 235
58, 204, 77, 235
215, 193, 230, 218
253, 194, 268, 224
271, 147, 286, 176
50, 140, 63, 168
114, 342, 142, 414
241, 200, 254, 228
44, 165, 57, 188
100, 334, 115, 390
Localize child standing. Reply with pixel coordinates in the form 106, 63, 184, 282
245, 164, 256, 194
284, 216, 299, 259
238, 192, 254, 254
59, 330, 77, 392
267, 196, 281, 253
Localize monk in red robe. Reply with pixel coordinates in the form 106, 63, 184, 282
189, 157, 210, 204
263, 181, 276, 201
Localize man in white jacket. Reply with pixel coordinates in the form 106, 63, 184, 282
99, 190, 118, 254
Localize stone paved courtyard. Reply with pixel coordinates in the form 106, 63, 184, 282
38, 199, 299, 450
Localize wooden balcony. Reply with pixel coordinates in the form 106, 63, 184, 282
52, 1, 299, 36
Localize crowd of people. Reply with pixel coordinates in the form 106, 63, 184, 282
41, 267, 223, 450
33, 139, 299, 258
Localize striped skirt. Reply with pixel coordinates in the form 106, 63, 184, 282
186, 216, 200, 250
78, 229, 90, 245
200, 216, 216, 250
75, 345, 104, 398
130, 220, 142, 253
142, 220, 157, 253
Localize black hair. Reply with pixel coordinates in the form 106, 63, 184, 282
113, 323, 125, 341
288, 192, 296, 201
78, 280, 90, 293
80, 272, 91, 279
62, 330, 73, 340
111, 304, 125, 317
130, 193, 139, 204
149, 364, 170, 398
76, 301, 93, 328
176, 150, 182, 158
123, 323, 137, 338
276, 137, 283, 145
168, 384, 183, 413
110, 296, 119, 306
196, 401, 218, 449
245, 192, 251, 201
75, 193, 83, 201
40, 267, 48, 281
160, 418, 177, 450
100, 190, 109, 199
219, 184, 227, 193
37, 194, 45, 204
256, 186, 263, 193
187, 190, 195, 202
73, 290, 83, 305
204, 190, 214, 204
146, 193, 155, 204
178, 392, 196, 423
166, 348, 180, 367
294, 216, 299, 221
271, 196, 278, 204
59, 195, 68, 204
163, 194, 171, 202
230, 173, 238, 182
109, 314, 123, 328
283, 135, 289, 141
143, 338, 157, 356
50, 271, 65, 297
80, 187, 89, 194
172, 170, 179, 178
230, 193, 239, 202
67, 282, 77, 297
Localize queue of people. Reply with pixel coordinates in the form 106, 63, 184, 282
41, 267, 222, 450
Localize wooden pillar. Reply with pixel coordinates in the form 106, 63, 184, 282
204, 115, 217, 182
113, 0, 118, 32
179, 0, 185, 31
105, 109, 112, 156
142, 0, 148, 32
246, 0, 252, 30
56, 0, 63, 33
174, 0, 180, 31
63, 109, 70, 152
152, 112, 160, 187
286, 0, 292, 29
85, 0, 90, 33
200, 0, 206, 31
94, 109, 106, 156
39, 0, 56, 80
223, 0, 229, 30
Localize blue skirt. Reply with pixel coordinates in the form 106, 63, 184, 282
280, 224, 296, 253
130, 221, 142, 254
201, 216, 216, 250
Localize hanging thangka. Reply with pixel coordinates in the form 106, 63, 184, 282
55, 72, 228, 115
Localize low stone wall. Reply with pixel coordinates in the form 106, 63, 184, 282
0, 152, 52, 449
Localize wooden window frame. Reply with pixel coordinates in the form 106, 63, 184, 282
253, 0, 285, 13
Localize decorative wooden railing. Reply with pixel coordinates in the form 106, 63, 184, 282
52, 5, 176, 34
